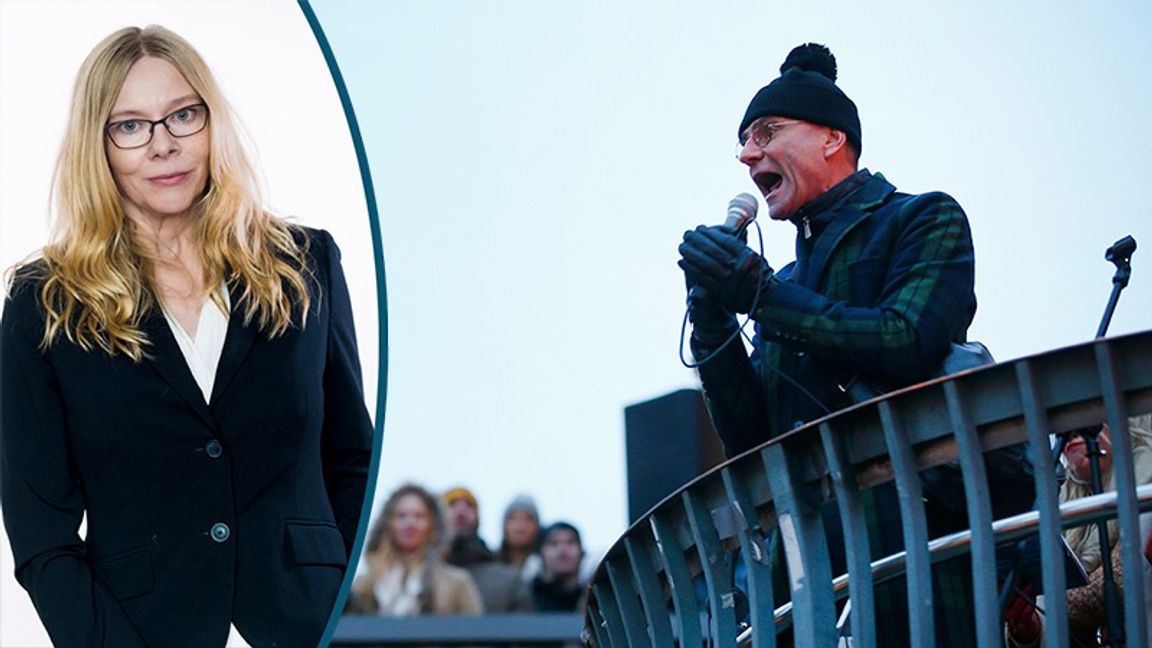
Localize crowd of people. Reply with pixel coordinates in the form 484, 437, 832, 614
345, 485, 589, 618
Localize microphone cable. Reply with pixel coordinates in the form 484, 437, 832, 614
678, 219, 834, 417
678, 218, 763, 370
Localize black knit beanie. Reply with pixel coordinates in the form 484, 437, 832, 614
738, 43, 861, 155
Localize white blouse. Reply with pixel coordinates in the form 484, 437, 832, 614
161, 289, 229, 403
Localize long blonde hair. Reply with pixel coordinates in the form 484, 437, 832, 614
363, 483, 445, 564
348, 484, 445, 614
1061, 413, 1152, 572
26, 25, 310, 361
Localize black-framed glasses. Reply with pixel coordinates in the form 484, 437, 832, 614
105, 103, 210, 149
734, 119, 800, 158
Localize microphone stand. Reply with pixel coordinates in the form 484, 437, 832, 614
1048, 424, 1124, 645
1058, 235, 1136, 646
1003, 235, 1136, 645
1095, 235, 1136, 339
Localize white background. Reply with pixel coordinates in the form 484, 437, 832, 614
0, 1, 377, 645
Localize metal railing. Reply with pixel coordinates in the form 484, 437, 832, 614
583, 330, 1152, 648
753, 486, 1152, 645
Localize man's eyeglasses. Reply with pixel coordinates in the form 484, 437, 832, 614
734, 119, 800, 158
105, 103, 210, 150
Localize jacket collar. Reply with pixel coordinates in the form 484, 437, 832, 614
142, 305, 216, 427
791, 169, 896, 287
142, 280, 258, 425
793, 169, 873, 234
210, 280, 258, 405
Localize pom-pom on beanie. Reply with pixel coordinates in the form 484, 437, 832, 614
738, 43, 861, 155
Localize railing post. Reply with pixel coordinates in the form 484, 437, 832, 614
1016, 360, 1071, 648
683, 488, 739, 647
818, 420, 876, 648
944, 380, 1000, 647
587, 599, 616, 648
591, 581, 628, 646
720, 466, 778, 648
604, 555, 649, 647
760, 442, 836, 646
877, 400, 935, 647
650, 511, 703, 646
1095, 342, 1149, 648
622, 535, 675, 646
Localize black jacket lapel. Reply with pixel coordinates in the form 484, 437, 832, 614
209, 283, 258, 406
142, 309, 215, 428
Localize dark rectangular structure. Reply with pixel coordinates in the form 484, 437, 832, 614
624, 389, 725, 523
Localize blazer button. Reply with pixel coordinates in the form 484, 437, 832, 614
205, 440, 223, 458
210, 523, 231, 543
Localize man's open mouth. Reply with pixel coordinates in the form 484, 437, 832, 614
754, 172, 783, 198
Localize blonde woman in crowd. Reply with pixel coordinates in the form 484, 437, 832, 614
0, 25, 373, 647
348, 483, 483, 616
1006, 414, 1152, 647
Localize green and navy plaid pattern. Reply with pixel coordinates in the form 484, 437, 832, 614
695, 170, 976, 452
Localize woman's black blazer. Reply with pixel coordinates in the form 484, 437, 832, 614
0, 228, 374, 647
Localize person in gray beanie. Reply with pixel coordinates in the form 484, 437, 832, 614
497, 494, 543, 581
679, 43, 988, 647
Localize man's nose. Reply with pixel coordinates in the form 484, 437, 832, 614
737, 141, 761, 166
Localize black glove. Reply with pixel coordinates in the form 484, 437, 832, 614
678, 225, 775, 314
685, 283, 737, 346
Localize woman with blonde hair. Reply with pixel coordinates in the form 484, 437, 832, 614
0, 25, 373, 647
1005, 414, 1152, 646
347, 484, 483, 616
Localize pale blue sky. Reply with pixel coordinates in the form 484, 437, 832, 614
312, 1, 1152, 551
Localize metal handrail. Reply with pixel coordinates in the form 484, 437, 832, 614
584, 330, 1152, 648
744, 484, 1152, 645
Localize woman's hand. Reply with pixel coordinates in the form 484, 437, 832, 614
1065, 424, 1113, 483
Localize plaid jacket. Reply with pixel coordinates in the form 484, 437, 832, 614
695, 169, 977, 456
694, 170, 979, 647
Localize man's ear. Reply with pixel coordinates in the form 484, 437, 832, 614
823, 128, 848, 159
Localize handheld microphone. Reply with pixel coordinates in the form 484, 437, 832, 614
686, 193, 761, 297
724, 192, 760, 235
680, 194, 764, 368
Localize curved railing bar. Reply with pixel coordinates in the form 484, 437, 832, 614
741, 483, 1152, 645
584, 330, 1152, 648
